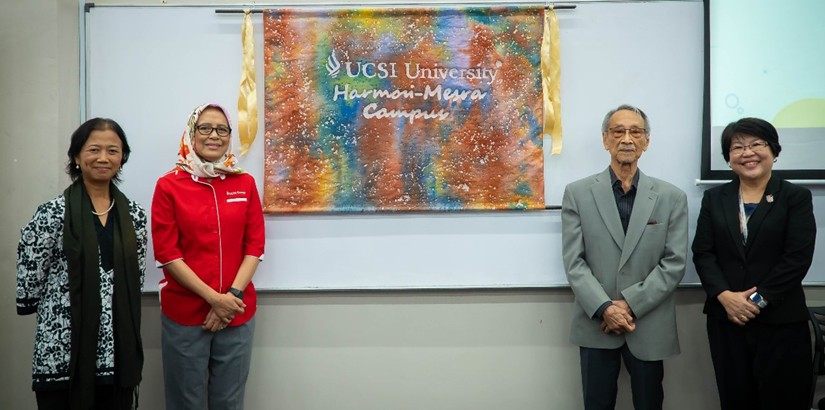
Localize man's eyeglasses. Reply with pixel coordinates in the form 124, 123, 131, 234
608, 127, 647, 139
729, 140, 769, 156
195, 124, 231, 137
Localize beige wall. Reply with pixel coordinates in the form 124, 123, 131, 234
2, 1, 824, 409
2, 0, 77, 409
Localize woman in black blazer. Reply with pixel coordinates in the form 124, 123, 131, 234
692, 117, 816, 410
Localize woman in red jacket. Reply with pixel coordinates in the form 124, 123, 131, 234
151, 103, 265, 410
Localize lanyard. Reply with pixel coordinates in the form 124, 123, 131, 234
738, 191, 749, 245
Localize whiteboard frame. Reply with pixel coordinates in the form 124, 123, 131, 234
83, 1, 729, 291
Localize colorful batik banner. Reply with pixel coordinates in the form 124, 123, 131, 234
263, 6, 545, 212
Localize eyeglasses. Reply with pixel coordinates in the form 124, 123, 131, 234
195, 124, 231, 137
608, 127, 647, 139
729, 140, 769, 155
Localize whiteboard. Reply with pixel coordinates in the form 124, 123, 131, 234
705, 0, 825, 179
88, 1, 814, 291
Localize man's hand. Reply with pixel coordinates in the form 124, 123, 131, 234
601, 301, 635, 335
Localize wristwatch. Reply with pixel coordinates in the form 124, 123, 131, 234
227, 287, 244, 300
748, 292, 768, 309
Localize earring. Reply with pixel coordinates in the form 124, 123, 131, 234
773, 158, 778, 163
75, 164, 80, 169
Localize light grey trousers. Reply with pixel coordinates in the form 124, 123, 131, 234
161, 313, 255, 410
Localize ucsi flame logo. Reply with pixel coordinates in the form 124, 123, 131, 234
326, 51, 341, 77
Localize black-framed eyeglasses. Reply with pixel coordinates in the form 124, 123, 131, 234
195, 124, 231, 137
729, 140, 769, 155
608, 127, 647, 139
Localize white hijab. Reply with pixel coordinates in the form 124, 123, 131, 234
176, 103, 244, 178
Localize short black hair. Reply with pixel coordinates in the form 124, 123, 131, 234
66, 118, 131, 183
720, 117, 782, 163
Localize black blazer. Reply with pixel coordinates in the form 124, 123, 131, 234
692, 175, 816, 324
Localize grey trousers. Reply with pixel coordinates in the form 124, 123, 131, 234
161, 313, 255, 410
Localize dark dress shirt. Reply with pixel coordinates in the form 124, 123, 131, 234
595, 168, 640, 318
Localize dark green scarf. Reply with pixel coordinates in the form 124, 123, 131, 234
63, 179, 143, 410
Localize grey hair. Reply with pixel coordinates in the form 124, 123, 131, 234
601, 104, 651, 135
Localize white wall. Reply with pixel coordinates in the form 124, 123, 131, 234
3, 1, 825, 410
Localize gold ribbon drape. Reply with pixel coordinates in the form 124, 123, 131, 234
237, 9, 258, 156
541, 6, 563, 154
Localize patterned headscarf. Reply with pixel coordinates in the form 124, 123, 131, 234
176, 103, 244, 178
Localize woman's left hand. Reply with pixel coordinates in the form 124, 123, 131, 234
202, 308, 227, 332
209, 292, 246, 321
718, 287, 760, 326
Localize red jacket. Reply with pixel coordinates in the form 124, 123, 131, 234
152, 169, 265, 326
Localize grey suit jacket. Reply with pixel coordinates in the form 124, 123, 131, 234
561, 168, 688, 361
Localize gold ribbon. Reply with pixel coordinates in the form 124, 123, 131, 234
541, 6, 563, 154
237, 9, 257, 156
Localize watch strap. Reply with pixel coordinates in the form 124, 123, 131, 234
228, 287, 244, 299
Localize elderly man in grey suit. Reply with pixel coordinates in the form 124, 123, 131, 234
561, 104, 688, 410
